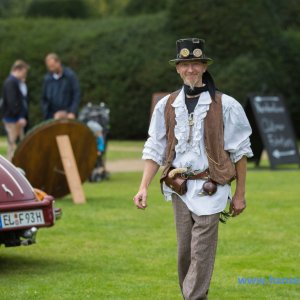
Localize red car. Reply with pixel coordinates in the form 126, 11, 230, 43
0, 155, 61, 247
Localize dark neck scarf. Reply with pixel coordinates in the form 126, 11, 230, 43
184, 84, 208, 97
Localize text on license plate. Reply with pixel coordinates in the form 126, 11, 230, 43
0, 209, 45, 229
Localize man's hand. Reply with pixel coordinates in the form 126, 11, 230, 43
230, 156, 248, 217
229, 193, 246, 217
133, 159, 160, 211
54, 110, 68, 119
67, 113, 76, 119
133, 188, 148, 210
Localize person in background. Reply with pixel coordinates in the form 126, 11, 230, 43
87, 120, 107, 182
42, 53, 80, 120
2, 60, 30, 161
87, 120, 105, 155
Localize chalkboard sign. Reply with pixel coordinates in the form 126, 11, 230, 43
245, 95, 300, 169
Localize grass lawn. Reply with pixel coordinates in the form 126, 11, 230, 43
0, 137, 299, 299
0, 138, 7, 157
105, 140, 144, 161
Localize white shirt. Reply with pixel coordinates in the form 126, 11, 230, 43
19, 82, 28, 97
53, 73, 62, 80
142, 88, 253, 216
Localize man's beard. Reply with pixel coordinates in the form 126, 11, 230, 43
184, 76, 201, 90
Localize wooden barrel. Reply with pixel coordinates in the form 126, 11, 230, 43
13, 119, 97, 198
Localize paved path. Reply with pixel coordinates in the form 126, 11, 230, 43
105, 149, 295, 173
105, 144, 144, 172
3, 135, 298, 173
106, 159, 144, 173
107, 145, 142, 152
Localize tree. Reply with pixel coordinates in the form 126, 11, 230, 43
0, 0, 32, 17
125, 0, 167, 15
167, 0, 279, 60
272, 0, 300, 29
26, 0, 90, 19
166, 0, 300, 136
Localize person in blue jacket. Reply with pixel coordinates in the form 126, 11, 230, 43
42, 53, 80, 120
2, 60, 30, 161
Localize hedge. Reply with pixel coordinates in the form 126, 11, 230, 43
26, 0, 90, 19
124, 0, 168, 15
167, 0, 300, 137
0, 14, 181, 138
0, 6, 300, 138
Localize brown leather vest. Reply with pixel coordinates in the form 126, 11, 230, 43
160, 90, 236, 186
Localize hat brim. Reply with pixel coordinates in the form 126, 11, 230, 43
169, 57, 213, 66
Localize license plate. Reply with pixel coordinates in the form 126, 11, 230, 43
0, 209, 45, 229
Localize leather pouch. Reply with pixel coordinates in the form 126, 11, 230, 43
163, 169, 187, 196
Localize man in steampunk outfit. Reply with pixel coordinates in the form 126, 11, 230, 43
133, 38, 253, 300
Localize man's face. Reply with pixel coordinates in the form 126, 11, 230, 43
46, 58, 62, 73
13, 68, 28, 81
19, 68, 28, 81
176, 60, 207, 89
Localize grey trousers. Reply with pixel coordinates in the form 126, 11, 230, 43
172, 194, 220, 300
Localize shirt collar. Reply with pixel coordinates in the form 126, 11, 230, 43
171, 87, 212, 108
52, 66, 65, 80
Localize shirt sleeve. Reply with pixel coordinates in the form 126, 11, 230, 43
4, 79, 20, 113
142, 96, 169, 166
222, 95, 254, 163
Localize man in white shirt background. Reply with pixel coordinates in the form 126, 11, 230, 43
133, 38, 253, 300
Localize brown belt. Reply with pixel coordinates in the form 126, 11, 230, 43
185, 169, 210, 180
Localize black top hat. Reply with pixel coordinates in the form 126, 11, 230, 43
169, 38, 213, 66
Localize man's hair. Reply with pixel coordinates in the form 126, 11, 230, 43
11, 60, 30, 72
45, 53, 61, 62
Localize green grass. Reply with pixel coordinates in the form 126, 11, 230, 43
0, 137, 299, 299
0, 168, 299, 299
106, 150, 142, 161
105, 140, 144, 161
0, 137, 6, 156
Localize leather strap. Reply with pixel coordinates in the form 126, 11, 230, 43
186, 169, 210, 180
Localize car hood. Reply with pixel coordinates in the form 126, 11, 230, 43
0, 155, 36, 203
